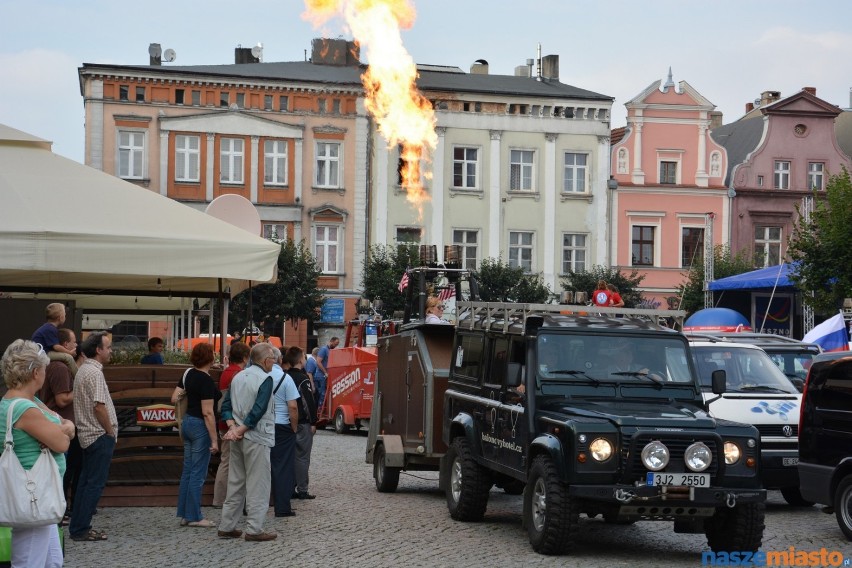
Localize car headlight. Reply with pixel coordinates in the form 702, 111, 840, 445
589, 438, 613, 462
641, 441, 669, 471
684, 442, 712, 472
724, 441, 741, 465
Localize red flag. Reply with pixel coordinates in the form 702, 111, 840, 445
398, 272, 409, 293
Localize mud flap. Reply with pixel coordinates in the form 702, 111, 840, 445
379, 435, 405, 467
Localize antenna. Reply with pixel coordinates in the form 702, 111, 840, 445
251, 42, 263, 62
163, 48, 177, 63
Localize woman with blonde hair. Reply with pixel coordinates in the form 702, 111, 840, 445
424, 296, 450, 324
1, 339, 75, 566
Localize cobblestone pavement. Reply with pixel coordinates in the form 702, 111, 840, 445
65, 430, 849, 568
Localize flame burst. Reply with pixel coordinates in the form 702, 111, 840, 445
303, 0, 437, 219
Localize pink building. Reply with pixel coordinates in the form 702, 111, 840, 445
610, 72, 729, 307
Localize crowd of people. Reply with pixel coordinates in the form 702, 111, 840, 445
0, 302, 336, 565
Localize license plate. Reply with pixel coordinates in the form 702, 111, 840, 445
782, 457, 798, 466
646, 472, 709, 487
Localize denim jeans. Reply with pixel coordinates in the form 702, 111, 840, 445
314, 375, 327, 410
69, 434, 115, 538
270, 423, 296, 515
176, 415, 211, 522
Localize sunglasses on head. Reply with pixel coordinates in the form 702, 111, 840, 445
27, 343, 45, 371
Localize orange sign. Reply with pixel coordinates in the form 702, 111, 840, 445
136, 404, 178, 427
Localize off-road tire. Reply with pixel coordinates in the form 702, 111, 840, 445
704, 502, 765, 552
445, 437, 491, 521
373, 444, 400, 493
834, 474, 852, 540
524, 455, 578, 555
780, 486, 814, 507
333, 409, 350, 434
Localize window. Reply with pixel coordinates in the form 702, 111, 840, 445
263, 140, 288, 185
397, 145, 422, 187
262, 223, 287, 240
563, 152, 588, 193
191, 90, 201, 106
315, 142, 341, 188
562, 233, 586, 272
119, 85, 129, 101
681, 227, 704, 268
452, 147, 478, 189
279, 95, 289, 112
453, 230, 479, 270
508, 231, 534, 272
314, 225, 340, 273
631, 226, 655, 266
454, 333, 484, 380
510, 150, 534, 191
808, 162, 824, 190
660, 161, 677, 184
175, 135, 200, 182
175, 89, 184, 105
264, 95, 273, 111
236, 93, 245, 108
757, 175, 764, 187
118, 130, 144, 179
220, 138, 244, 183
332, 99, 341, 114
220, 92, 230, 108
754, 226, 781, 267
396, 227, 422, 244
135, 87, 145, 102
774, 161, 790, 189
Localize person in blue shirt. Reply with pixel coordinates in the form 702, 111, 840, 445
140, 337, 165, 365
313, 337, 339, 411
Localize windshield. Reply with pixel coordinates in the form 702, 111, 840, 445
691, 346, 798, 394
536, 333, 695, 385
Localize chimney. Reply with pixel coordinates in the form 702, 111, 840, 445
760, 90, 781, 106
541, 54, 559, 81
149, 43, 162, 66
470, 59, 489, 75
311, 38, 360, 66
709, 111, 723, 129
802, 86, 816, 96
234, 47, 259, 64
745, 102, 754, 113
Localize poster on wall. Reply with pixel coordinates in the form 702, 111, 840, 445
752, 293, 793, 336
320, 298, 345, 324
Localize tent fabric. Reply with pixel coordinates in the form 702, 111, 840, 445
684, 307, 752, 331
0, 123, 280, 297
707, 263, 795, 291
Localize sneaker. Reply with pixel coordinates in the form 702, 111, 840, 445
244, 531, 277, 542
217, 529, 243, 539
297, 492, 316, 500
274, 511, 296, 517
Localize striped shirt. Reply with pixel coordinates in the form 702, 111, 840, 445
74, 359, 118, 448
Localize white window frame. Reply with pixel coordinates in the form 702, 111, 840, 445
264, 139, 288, 186
314, 224, 342, 274
175, 134, 200, 183
509, 149, 535, 191
452, 146, 480, 190
808, 162, 824, 190
117, 129, 146, 180
561, 233, 587, 273
262, 223, 287, 240
508, 230, 534, 272
754, 226, 782, 268
774, 160, 790, 189
220, 137, 244, 184
452, 229, 479, 270
315, 141, 342, 188
563, 152, 588, 193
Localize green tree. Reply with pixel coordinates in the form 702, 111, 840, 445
476, 257, 552, 303
788, 168, 852, 313
560, 265, 645, 307
676, 244, 753, 315
228, 239, 325, 336
361, 243, 419, 317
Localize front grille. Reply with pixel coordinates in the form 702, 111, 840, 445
755, 424, 798, 438
622, 434, 720, 479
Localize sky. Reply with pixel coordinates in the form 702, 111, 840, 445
2, 0, 852, 163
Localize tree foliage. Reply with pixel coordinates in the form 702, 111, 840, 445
788, 168, 852, 313
228, 239, 324, 336
361, 244, 419, 317
560, 265, 645, 307
475, 257, 552, 303
676, 244, 753, 316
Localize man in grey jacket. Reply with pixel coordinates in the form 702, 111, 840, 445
217, 342, 278, 542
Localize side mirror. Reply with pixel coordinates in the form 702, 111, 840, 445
711, 369, 726, 395
506, 362, 523, 388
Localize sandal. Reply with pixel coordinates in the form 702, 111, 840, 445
186, 519, 215, 528
71, 529, 108, 542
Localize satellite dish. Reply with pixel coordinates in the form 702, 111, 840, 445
251, 43, 263, 61
205, 194, 262, 235
163, 48, 177, 62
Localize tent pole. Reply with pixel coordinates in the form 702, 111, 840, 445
217, 278, 226, 364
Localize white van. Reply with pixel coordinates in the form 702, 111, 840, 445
689, 339, 808, 506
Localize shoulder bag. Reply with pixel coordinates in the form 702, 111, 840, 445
0, 399, 66, 528
173, 368, 191, 441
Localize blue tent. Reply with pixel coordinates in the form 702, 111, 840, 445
708, 263, 795, 291
684, 307, 752, 331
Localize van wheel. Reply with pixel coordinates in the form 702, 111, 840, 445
445, 437, 491, 521
374, 444, 400, 493
525, 455, 578, 555
334, 409, 350, 434
834, 474, 852, 540
780, 486, 814, 507
704, 503, 765, 552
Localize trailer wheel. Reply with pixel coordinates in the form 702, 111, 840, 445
445, 437, 491, 521
374, 444, 400, 493
334, 409, 350, 434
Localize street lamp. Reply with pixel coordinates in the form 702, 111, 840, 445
607, 176, 618, 267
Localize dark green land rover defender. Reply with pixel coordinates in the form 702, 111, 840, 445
441, 302, 766, 555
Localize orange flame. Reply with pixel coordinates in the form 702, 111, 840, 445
303, 0, 437, 221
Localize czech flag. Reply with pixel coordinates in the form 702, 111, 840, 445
802, 311, 849, 352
